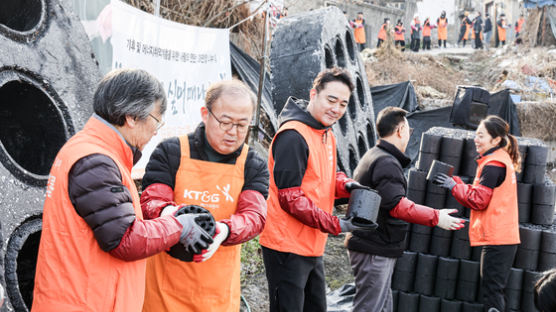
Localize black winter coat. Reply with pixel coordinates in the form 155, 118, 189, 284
347, 140, 411, 258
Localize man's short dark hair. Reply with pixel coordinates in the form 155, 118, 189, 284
376, 106, 408, 138
312, 67, 354, 93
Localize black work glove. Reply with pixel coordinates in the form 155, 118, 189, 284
433, 173, 456, 190
339, 216, 375, 232
175, 213, 214, 254
345, 181, 371, 192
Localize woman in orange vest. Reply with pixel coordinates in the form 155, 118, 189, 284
434, 115, 520, 312
377, 17, 390, 48
422, 17, 436, 50
260, 68, 371, 312
394, 19, 406, 51
351, 12, 366, 51
32, 69, 212, 312
497, 14, 509, 46
140, 80, 269, 312
437, 11, 448, 48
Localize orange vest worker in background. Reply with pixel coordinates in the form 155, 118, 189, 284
351, 12, 366, 51
376, 17, 390, 48
437, 11, 448, 48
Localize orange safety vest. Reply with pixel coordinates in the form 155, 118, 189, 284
469, 149, 520, 246
259, 120, 336, 257
463, 18, 471, 40
516, 18, 525, 33
32, 116, 145, 312
394, 26, 405, 41
423, 24, 432, 37
353, 18, 366, 44
498, 20, 507, 41
143, 135, 247, 312
378, 23, 387, 40
437, 17, 448, 40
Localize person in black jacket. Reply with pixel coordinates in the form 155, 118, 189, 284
473, 12, 483, 49
346, 107, 464, 311
484, 12, 493, 49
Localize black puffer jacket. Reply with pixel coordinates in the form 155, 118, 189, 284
347, 140, 411, 258
141, 123, 269, 197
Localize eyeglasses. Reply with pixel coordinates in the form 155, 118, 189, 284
148, 113, 165, 130
398, 124, 414, 136
207, 108, 249, 133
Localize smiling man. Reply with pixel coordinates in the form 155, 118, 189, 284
140, 79, 269, 312
260, 67, 371, 312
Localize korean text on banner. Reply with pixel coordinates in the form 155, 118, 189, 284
110, 0, 231, 179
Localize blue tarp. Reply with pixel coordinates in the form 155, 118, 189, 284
524, 0, 556, 8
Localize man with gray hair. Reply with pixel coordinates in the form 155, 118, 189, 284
32, 69, 212, 312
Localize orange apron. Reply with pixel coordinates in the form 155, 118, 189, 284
143, 135, 248, 312
353, 19, 366, 44
498, 21, 507, 41
437, 17, 448, 40
378, 24, 387, 40
394, 26, 405, 41
469, 149, 520, 246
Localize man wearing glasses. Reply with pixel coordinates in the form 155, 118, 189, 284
260, 68, 371, 312
140, 79, 269, 312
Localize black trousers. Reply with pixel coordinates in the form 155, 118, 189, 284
410, 38, 420, 51
262, 246, 326, 312
480, 244, 518, 312
395, 40, 405, 51
438, 39, 446, 48
422, 36, 431, 50
358, 43, 366, 51
474, 32, 482, 49
377, 39, 384, 48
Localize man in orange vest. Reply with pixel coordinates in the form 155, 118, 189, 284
351, 12, 367, 51
394, 19, 406, 51
437, 11, 448, 48
515, 14, 525, 38
31, 69, 212, 312
140, 80, 269, 312
260, 68, 372, 312
422, 17, 436, 50
377, 17, 390, 48
497, 13, 509, 47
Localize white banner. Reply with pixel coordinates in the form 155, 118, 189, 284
110, 0, 231, 178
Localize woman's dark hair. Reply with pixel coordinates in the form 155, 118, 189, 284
481, 115, 521, 172
535, 269, 556, 312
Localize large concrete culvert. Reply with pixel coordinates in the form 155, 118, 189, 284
0, 0, 48, 42
270, 6, 377, 176
4, 218, 41, 312
0, 0, 101, 310
0, 70, 73, 186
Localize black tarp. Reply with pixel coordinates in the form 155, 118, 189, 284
370, 81, 419, 118
229, 42, 278, 132
488, 89, 521, 136
407, 107, 455, 166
